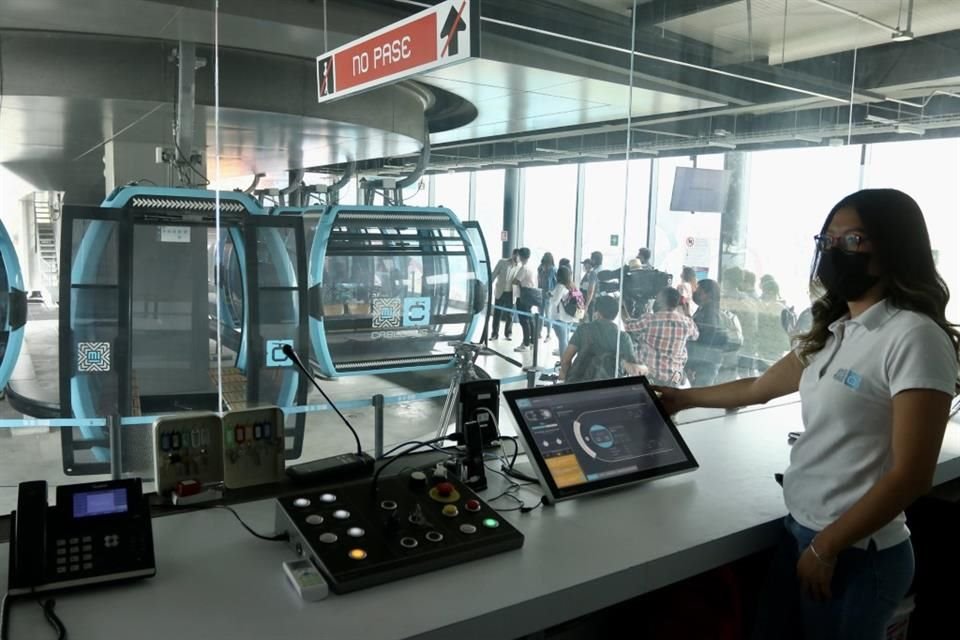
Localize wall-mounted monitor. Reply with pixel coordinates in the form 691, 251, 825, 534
670, 167, 732, 213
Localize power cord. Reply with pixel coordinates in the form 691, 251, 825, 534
215, 505, 289, 542
371, 436, 459, 495
37, 600, 65, 640
483, 462, 544, 514
0, 591, 67, 640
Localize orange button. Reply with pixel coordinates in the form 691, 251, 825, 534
348, 548, 367, 561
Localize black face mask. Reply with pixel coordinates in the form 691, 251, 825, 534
816, 250, 879, 301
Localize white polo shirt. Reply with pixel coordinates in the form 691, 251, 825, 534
784, 299, 957, 549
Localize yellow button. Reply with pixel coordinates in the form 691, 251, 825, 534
348, 548, 367, 561
442, 505, 459, 517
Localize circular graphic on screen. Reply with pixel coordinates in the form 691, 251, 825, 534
588, 424, 614, 449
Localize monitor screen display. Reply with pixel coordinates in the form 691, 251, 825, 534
505, 377, 697, 502
670, 167, 731, 212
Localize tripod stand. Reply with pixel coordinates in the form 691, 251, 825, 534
435, 342, 522, 439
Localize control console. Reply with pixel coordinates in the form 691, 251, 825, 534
275, 472, 524, 593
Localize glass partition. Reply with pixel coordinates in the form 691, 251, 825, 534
2, 0, 958, 508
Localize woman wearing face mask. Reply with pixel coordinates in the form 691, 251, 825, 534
658, 189, 959, 639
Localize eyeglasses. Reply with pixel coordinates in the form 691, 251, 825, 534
813, 232, 867, 253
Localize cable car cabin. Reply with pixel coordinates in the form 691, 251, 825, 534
0, 218, 27, 393
57, 187, 308, 474
300, 206, 491, 378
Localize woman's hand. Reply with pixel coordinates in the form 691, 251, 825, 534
797, 543, 835, 601
652, 386, 692, 415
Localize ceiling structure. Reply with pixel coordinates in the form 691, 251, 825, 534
0, 0, 958, 184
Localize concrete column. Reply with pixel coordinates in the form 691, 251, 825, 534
501, 167, 520, 259
718, 151, 750, 281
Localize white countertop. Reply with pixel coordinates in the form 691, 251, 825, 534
3, 402, 960, 640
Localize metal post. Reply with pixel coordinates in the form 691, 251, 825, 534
175, 42, 197, 160
372, 394, 385, 459
526, 369, 538, 388
531, 313, 541, 368
108, 414, 122, 480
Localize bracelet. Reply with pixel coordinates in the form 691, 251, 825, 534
809, 541, 836, 567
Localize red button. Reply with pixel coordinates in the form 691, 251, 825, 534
465, 499, 481, 512
436, 482, 455, 498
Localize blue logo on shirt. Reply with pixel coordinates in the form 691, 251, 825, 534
833, 368, 862, 390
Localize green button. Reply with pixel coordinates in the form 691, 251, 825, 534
482, 518, 499, 529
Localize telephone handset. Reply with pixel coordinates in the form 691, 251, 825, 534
7, 478, 156, 595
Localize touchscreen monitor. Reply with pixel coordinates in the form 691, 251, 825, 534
504, 377, 697, 502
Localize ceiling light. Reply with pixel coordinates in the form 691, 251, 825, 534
793, 133, 823, 144
534, 147, 566, 154
895, 123, 925, 135
891, 30, 914, 42
706, 141, 737, 150
631, 148, 659, 156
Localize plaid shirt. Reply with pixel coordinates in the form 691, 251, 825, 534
624, 310, 700, 385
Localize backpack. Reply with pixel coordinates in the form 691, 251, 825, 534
720, 310, 744, 352
568, 326, 619, 382
562, 289, 586, 320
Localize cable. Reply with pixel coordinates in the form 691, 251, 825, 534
37, 600, 66, 640
371, 437, 457, 494
495, 433, 520, 470
215, 505, 289, 542
281, 344, 363, 456
1, 592, 9, 640
379, 435, 461, 459
0, 592, 68, 640
173, 141, 210, 186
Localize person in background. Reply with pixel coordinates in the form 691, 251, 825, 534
538, 252, 558, 342
718, 267, 755, 381
685, 279, 728, 386
738, 270, 762, 377
512, 247, 537, 353
756, 277, 793, 371
580, 251, 602, 321
636, 247, 655, 270
624, 287, 699, 387
548, 266, 582, 358
657, 188, 959, 638
489, 249, 520, 341
677, 266, 698, 316
560, 295, 640, 383
558, 257, 572, 272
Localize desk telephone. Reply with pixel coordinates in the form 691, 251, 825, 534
7, 478, 156, 595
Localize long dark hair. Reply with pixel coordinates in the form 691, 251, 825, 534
796, 189, 960, 363
539, 252, 555, 271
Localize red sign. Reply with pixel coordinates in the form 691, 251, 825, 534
333, 14, 438, 93
317, 0, 474, 103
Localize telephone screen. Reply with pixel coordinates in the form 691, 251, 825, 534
73, 488, 129, 518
